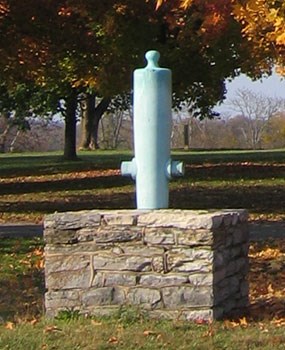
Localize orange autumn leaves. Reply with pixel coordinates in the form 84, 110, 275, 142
155, 0, 233, 38
156, 0, 285, 73
249, 239, 285, 321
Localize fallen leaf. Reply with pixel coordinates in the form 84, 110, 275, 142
5, 322, 14, 330
194, 318, 209, 325
143, 330, 157, 336
239, 317, 248, 327
223, 320, 240, 329
267, 284, 274, 294
32, 248, 43, 256
30, 318, 38, 326
91, 320, 102, 326
108, 336, 118, 344
34, 259, 44, 269
271, 318, 285, 327
44, 325, 62, 333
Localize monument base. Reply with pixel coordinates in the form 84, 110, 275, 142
44, 209, 249, 321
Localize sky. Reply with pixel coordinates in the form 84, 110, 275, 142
215, 72, 285, 115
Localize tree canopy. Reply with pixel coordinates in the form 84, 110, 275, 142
0, 0, 272, 157
157, 0, 285, 77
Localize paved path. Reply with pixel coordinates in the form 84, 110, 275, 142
0, 222, 285, 241
0, 224, 43, 238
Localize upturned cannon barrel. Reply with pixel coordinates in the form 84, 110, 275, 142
121, 50, 184, 209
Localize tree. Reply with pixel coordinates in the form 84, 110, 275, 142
227, 89, 285, 149
0, 1, 162, 157
160, 1, 285, 77
79, 95, 111, 150
98, 94, 132, 149
232, 0, 285, 75
263, 112, 285, 148
0, 0, 263, 159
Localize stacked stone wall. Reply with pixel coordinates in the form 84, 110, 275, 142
44, 209, 249, 321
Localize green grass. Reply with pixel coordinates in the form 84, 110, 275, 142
1, 312, 285, 349
0, 237, 44, 321
0, 150, 132, 177
1, 149, 285, 222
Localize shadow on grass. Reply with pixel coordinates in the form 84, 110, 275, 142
170, 184, 285, 214
0, 175, 131, 195
248, 238, 285, 321
0, 192, 136, 215
1, 182, 285, 218
184, 163, 285, 181
0, 238, 45, 322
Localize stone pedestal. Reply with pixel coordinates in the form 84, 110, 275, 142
44, 209, 249, 321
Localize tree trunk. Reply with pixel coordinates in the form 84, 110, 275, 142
9, 129, 20, 152
80, 94, 111, 150
64, 90, 78, 160
91, 97, 111, 149
0, 124, 10, 152
80, 93, 96, 149
183, 124, 189, 150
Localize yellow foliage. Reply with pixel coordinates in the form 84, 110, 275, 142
276, 32, 285, 45
232, 0, 285, 72
180, 0, 194, 9
155, 0, 193, 9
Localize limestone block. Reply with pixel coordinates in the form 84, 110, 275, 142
82, 287, 126, 306
138, 210, 223, 229
45, 242, 104, 254
45, 290, 81, 311
230, 246, 242, 259
169, 260, 212, 273
232, 226, 249, 245
168, 247, 214, 262
143, 227, 175, 245
139, 274, 189, 287
92, 254, 163, 272
46, 269, 90, 290
162, 286, 213, 308
45, 254, 90, 273
213, 251, 228, 270
114, 244, 164, 257
214, 287, 231, 304
240, 280, 249, 297
177, 229, 213, 246
80, 306, 120, 317
181, 309, 222, 321
99, 272, 137, 287
44, 229, 79, 245
188, 273, 213, 286
126, 288, 162, 309
44, 210, 101, 230
213, 267, 227, 284
93, 226, 142, 243
101, 213, 138, 226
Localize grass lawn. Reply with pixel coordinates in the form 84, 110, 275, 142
1, 148, 285, 223
0, 149, 285, 349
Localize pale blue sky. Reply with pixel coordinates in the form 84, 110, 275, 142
215, 72, 285, 114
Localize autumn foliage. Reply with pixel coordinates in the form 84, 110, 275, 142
157, 0, 285, 76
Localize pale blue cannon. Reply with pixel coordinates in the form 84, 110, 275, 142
121, 50, 184, 209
